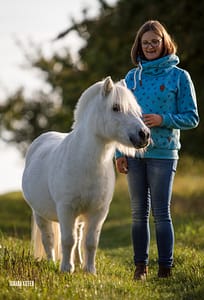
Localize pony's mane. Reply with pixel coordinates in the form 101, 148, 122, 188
107, 81, 142, 117
72, 81, 103, 129
72, 79, 142, 129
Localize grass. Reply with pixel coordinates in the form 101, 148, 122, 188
0, 155, 204, 299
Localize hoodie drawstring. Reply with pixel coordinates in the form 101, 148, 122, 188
132, 69, 137, 91
132, 62, 143, 91
138, 62, 143, 86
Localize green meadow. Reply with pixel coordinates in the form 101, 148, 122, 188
0, 155, 203, 300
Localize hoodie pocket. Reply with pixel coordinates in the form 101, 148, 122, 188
150, 128, 180, 150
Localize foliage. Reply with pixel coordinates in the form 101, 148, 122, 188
0, 0, 204, 157
0, 156, 204, 299
0, 89, 68, 155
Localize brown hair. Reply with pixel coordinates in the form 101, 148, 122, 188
131, 20, 177, 66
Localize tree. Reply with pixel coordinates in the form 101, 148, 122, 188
0, 0, 203, 157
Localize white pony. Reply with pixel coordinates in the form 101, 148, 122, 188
22, 76, 150, 274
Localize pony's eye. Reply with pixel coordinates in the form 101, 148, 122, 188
112, 104, 121, 112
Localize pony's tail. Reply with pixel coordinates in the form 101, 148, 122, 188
31, 217, 61, 261
31, 217, 46, 259
52, 221, 62, 261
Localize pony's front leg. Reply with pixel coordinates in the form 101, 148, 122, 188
57, 204, 76, 273
83, 212, 106, 274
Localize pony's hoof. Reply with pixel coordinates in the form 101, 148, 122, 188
83, 265, 96, 275
60, 263, 75, 273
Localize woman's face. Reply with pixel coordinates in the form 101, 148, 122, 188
141, 30, 163, 61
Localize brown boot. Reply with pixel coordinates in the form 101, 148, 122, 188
158, 265, 171, 278
133, 263, 148, 281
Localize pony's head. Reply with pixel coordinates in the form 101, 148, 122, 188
73, 76, 150, 156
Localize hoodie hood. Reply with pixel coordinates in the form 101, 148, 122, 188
131, 54, 180, 90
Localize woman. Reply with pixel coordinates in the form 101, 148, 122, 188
115, 20, 199, 280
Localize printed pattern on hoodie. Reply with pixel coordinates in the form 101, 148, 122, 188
116, 54, 199, 159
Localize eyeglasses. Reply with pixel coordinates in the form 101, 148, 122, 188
141, 38, 163, 48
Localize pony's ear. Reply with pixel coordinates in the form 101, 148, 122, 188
102, 76, 114, 97
119, 79, 127, 87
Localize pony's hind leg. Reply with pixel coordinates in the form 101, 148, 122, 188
34, 212, 55, 261
75, 221, 84, 266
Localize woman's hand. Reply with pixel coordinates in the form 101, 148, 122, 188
115, 157, 128, 174
143, 114, 163, 128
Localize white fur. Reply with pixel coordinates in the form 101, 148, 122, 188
22, 76, 150, 274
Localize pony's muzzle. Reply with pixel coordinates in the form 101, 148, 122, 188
130, 129, 150, 148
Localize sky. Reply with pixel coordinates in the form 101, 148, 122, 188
0, 0, 117, 194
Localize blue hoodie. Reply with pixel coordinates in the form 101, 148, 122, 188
116, 54, 199, 159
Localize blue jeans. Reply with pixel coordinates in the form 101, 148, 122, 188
127, 157, 178, 267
